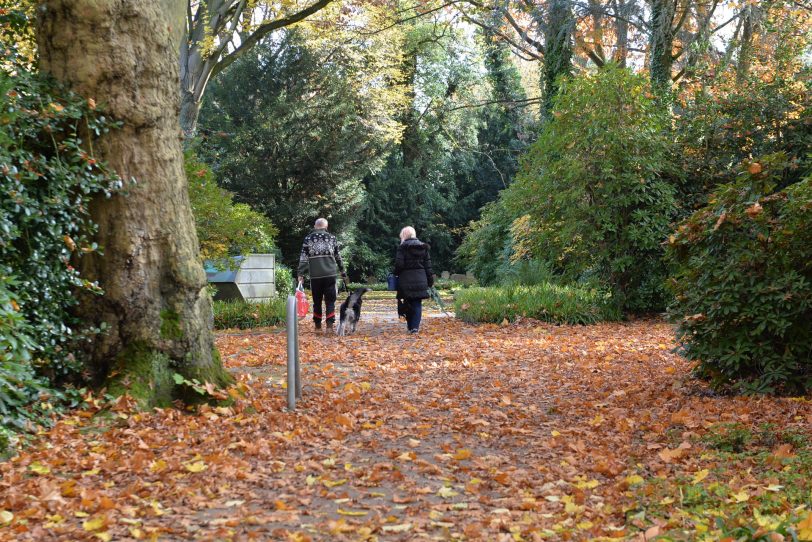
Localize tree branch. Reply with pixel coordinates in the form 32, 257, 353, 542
211, 0, 336, 78
456, 3, 544, 60
447, 95, 542, 111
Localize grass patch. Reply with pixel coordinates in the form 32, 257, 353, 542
454, 284, 616, 325
213, 298, 285, 330
347, 279, 468, 292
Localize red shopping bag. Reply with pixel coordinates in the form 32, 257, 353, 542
295, 285, 309, 318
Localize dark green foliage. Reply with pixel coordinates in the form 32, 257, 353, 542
666, 155, 812, 394
0, 15, 120, 384
212, 299, 286, 330
198, 32, 387, 267
455, 199, 514, 285
542, 0, 574, 115
355, 26, 531, 279
454, 284, 616, 325
0, 275, 54, 441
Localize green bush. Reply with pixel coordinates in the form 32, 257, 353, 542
666, 155, 812, 394
456, 199, 514, 286
454, 284, 617, 325
185, 149, 277, 263
0, 275, 57, 454
1, 10, 120, 382
459, 66, 676, 311
275, 263, 293, 296
506, 65, 676, 312
213, 299, 286, 330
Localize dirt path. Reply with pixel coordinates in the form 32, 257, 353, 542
2, 302, 809, 541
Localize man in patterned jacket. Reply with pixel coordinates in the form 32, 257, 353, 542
297, 218, 348, 331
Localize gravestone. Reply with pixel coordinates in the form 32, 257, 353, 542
205, 254, 276, 302
450, 273, 476, 285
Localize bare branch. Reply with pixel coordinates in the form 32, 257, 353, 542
211, 0, 336, 78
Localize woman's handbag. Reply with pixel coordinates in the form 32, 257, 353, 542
387, 273, 398, 291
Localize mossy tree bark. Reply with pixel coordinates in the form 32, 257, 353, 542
542, 0, 574, 117
37, 0, 232, 406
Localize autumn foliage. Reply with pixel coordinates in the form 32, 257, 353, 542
2, 309, 811, 540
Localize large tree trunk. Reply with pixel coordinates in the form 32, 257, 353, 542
613, 0, 631, 67
649, 0, 677, 94
542, 0, 574, 116
37, 0, 232, 406
736, 4, 759, 84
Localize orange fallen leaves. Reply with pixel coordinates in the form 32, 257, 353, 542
0, 313, 808, 541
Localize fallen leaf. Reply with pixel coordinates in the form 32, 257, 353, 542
29, 462, 51, 475
337, 508, 367, 516
692, 469, 709, 484
796, 512, 812, 541
184, 461, 207, 473
83, 516, 106, 532
453, 448, 472, 460
381, 523, 412, 533
437, 486, 458, 499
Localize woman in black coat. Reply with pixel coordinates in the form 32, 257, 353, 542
394, 226, 434, 334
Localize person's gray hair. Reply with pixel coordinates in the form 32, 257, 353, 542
315, 218, 328, 229
399, 226, 417, 243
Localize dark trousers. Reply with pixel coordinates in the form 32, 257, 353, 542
311, 277, 337, 325
405, 298, 423, 331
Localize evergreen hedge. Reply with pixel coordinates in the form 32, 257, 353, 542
667, 154, 812, 394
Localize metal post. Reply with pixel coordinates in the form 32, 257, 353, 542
294, 312, 302, 399
286, 295, 297, 410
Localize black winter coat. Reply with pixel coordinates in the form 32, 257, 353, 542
394, 239, 434, 299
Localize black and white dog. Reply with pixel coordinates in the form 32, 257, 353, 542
336, 288, 369, 336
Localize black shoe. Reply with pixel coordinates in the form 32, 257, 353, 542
314, 321, 322, 330
409, 328, 419, 334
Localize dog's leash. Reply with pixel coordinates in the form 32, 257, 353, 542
429, 286, 453, 317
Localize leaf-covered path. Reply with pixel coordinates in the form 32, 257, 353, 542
2, 302, 811, 541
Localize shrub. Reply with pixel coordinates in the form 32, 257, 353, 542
666, 154, 812, 394
1, 12, 121, 382
454, 283, 617, 325
489, 65, 676, 312
185, 149, 277, 263
0, 275, 59, 455
275, 263, 293, 296
674, 74, 811, 209
456, 199, 514, 286
213, 299, 286, 330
